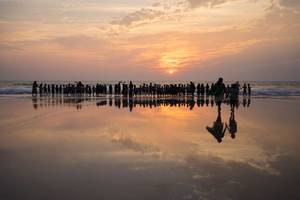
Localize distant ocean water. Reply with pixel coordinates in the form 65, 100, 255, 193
0, 81, 300, 97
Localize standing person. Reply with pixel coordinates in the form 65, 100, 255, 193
196, 83, 201, 96
190, 82, 196, 96
39, 83, 43, 95
92, 85, 96, 96
51, 84, 55, 95
205, 83, 210, 96
212, 78, 227, 111
210, 83, 215, 96
129, 81, 133, 97
32, 81, 38, 96
229, 83, 239, 111
200, 84, 205, 96
243, 83, 247, 96
247, 83, 251, 96
47, 84, 50, 94
43, 84, 47, 94
109, 84, 113, 95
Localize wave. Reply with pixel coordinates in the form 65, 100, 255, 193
251, 88, 300, 97
0, 87, 32, 94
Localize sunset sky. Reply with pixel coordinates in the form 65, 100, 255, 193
0, 0, 299, 81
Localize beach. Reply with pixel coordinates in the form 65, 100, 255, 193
1, 0, 299, 198
0, 95, 300, 200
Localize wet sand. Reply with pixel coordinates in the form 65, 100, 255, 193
0, 96, 300, 200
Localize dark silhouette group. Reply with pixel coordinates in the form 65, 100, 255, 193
206, 78, 242, 143
32, 80, 252, 98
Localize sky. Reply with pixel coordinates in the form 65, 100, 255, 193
0, 0, 299, 81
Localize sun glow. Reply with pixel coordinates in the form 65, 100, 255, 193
159, 49, 195, 75
168, 69, 175, 74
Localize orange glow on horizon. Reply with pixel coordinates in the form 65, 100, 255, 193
158, 49, 195, 74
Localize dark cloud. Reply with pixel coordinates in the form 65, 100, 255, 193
109, 0, 235, 29
110, 8, 165, 27
186, 0, 235, 9
279, 0, 300, 8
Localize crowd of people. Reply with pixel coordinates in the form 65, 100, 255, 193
32, 79, 251, 98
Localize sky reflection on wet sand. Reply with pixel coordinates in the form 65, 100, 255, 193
0, 97, 300, 200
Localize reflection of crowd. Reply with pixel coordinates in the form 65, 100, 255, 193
32, 95, 251, 111
32, 80, 252, 98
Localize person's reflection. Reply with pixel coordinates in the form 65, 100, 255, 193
189, 99, 195, 110
247, 97, 251, 107
243, 96, 247, 107
226, 108, 237, 139
206, 104, 227, 143
76, 104, 82, 110
129, 98, 133, 112
205, 97, 209, 107
32, 97, 38, 109
31, 95, 250, 113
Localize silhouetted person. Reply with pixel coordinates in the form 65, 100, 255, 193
43, 84, 47, 94
196, 84, 201, 96
129, 81, 133, 97
243, 83, 247, 96
51, 84, 55, 94
205, 83, 210, 96
39, 83, 43, 95
32, 81, 38, 96
109, 84, 113, 95
210, 83, 215, 96
247, 83, 251, 96
190, 82, 196, 96
200, 84, 205, 95
92, 85, 95, 96
55, 85, 59, 94
206, 106, 226, 143
236, 81, 240, 92
212, 78, 226, 112
229, 83, 239, 111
